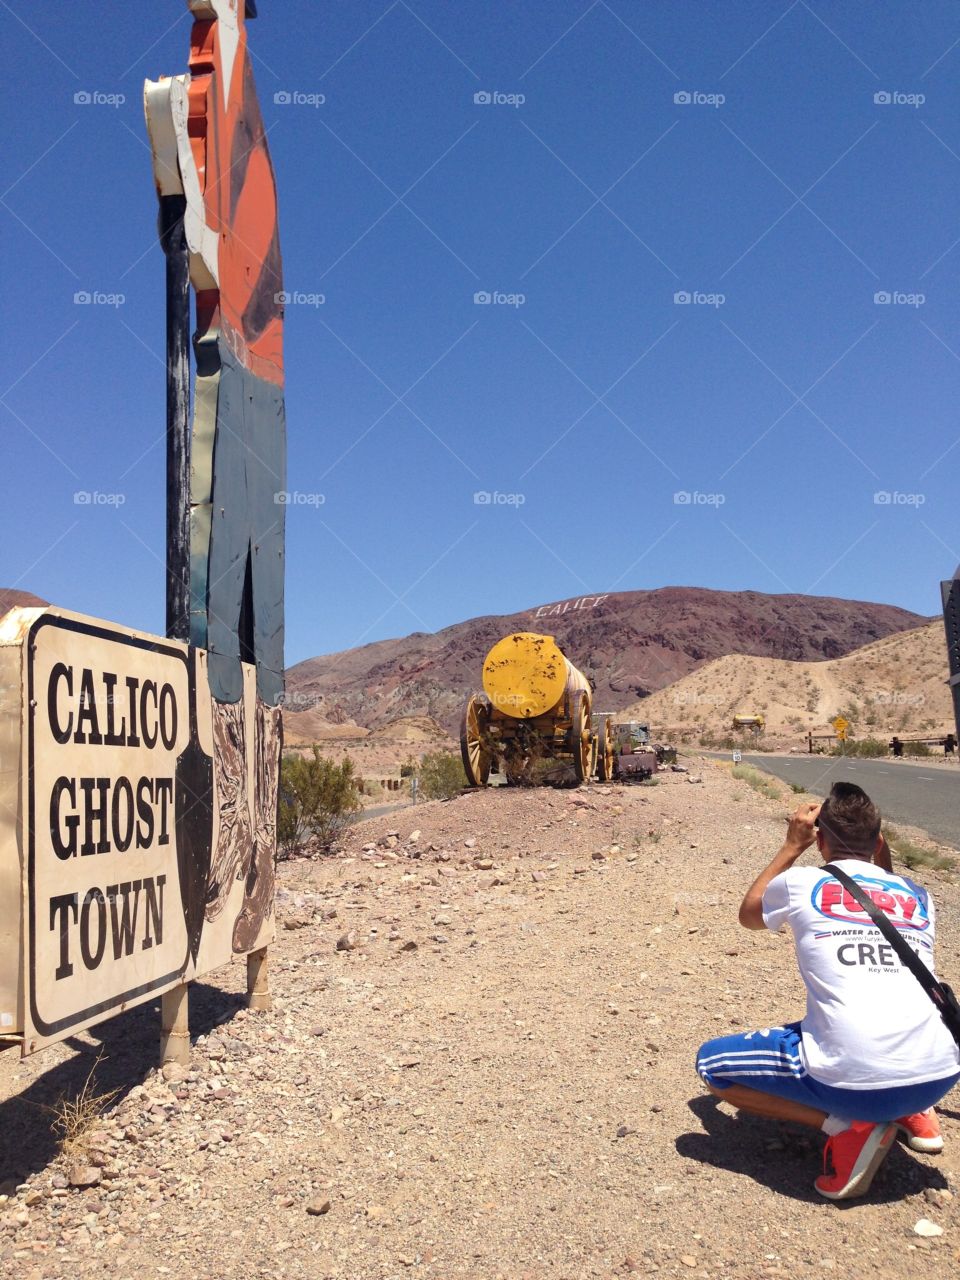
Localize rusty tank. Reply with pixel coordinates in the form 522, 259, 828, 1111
459, 632, 612, 786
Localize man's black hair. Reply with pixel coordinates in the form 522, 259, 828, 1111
817, 781, 881, 857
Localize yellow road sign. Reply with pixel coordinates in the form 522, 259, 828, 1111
832, 715, 849, 740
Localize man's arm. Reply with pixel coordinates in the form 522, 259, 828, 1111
874, 832, 893, 874
738, 801, 821, 930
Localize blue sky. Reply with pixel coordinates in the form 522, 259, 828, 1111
1, 1, 958, 664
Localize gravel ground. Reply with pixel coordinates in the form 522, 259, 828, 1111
2, 757, 959, 1279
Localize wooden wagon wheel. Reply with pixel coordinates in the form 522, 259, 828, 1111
570, 690, 592, 782
596, 715, 615, 782
589, 733, 599, 779
460, 693, 492, 787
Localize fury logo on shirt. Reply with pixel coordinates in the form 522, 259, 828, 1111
811, 874, 931, 932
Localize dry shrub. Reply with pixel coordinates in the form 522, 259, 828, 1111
42, 1052, 119, 1162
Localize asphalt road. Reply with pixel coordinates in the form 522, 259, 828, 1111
737, 755, 959, 848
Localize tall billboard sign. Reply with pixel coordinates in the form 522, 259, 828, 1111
0, 1, 285, 1058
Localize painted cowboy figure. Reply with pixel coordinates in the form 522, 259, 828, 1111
145, 0, 284, 959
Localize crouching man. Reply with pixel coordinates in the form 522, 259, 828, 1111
696, 781, 960, 1200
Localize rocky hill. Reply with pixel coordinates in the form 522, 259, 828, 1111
284, 587, 926, 737
622, 619, 952, 745
0, 588, 47, 616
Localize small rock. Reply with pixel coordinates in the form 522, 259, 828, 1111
680, 1256, 697, 1268
306, 1198, 332, 1216
408, 829, 421, 843
336, 931, 359, 952
924, 1187, 953, 1206
686, 775, 703, 784
464, 837, 477, 849
205, 1035, 226, 1061
161, 1061, 186, 1084
913, 1219, 944, 1238
591, 850, 606, 861
474, 857, 494, 870
400, 940, 418, 952
68, 1167, 101, 1190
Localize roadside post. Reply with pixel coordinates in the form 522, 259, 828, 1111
942, 567, 960, 751
832, 716, 849, 756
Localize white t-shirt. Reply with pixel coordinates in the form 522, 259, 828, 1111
762, 859, 960, 1089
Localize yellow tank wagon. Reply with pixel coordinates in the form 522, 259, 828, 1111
732, 713, 765, 732
459, 632, 612, 786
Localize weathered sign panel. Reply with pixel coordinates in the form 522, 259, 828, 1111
0, 606, 278, 1055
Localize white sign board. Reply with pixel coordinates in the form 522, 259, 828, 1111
0, 607, 279, 1055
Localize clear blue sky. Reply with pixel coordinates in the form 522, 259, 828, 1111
1, 1, 957, 664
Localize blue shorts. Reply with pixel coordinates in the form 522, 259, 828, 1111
696, 1023, 960, 1122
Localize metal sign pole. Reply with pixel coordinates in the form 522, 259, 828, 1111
160, 194, 191, 645
942, 567, 960, 749
159, 191, 192, 1067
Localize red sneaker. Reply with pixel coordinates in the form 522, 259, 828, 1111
815, 1121, 897, 1200
896, 1108, 943, 1154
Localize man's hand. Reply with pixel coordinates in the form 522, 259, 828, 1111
738, 801, 822, 931
785, 801, 821, 853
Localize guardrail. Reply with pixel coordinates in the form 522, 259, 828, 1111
805, 732, 956, 755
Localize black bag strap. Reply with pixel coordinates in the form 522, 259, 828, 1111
824, 862, 952, 1016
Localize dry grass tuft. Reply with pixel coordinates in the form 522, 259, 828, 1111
41, 1052, 120, 1161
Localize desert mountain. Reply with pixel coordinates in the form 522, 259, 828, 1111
285, 587, 926, 737
0, 588, 47, 616
624, 619, 951, 744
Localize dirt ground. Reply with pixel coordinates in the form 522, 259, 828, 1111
2, 757, 959, 1280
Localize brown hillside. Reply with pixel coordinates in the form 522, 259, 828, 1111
0, 588, 47, 616
624, 620, 951, 744
286, 587, 926, 734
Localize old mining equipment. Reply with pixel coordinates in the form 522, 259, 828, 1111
600, 718, 658, 781
460, 632, 612, 786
